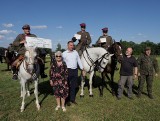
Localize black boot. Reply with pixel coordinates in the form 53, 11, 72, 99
41, 73, 47, 78
12, 66, 18, 80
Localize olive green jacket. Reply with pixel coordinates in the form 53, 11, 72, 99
12, 33, 37, 55
95, 35, 113, 49
77, 31, 91, 47
137, 54, 159, 75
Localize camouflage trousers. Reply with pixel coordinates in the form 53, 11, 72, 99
138, 74, 153, 95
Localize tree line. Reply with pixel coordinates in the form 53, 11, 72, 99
0, 40, 159, 56
119, 40, 160, 55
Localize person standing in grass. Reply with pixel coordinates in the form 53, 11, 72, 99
62, 41, 84, 106
117, 47, 138, 100
50, 51, 69, 112
137, 47, 159, 99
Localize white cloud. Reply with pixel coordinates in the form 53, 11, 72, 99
7, 37, 14, 40
3, 23, 14, 28
31, 25, 47, 29
56, 26, 63, 29
0, 30, 16, 35
0, 35, 5, 40
137, 33, 143, 36
90, 34, 94, 37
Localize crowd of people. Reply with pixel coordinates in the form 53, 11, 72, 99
3, 23, 159, 112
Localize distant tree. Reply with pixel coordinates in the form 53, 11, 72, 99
56, 43, 61, 51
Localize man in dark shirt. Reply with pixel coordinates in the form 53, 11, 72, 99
117, 47, 138, 100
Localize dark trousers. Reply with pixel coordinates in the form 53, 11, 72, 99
0, 55, 3, 63
67, 68, 78, 102
138, 74, 153, 95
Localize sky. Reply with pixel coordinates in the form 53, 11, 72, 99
0, 0, 160, 50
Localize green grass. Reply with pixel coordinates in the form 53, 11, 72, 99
0, 57, 160, 121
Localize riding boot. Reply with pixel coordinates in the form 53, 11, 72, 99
40, 64, 47, 78
12, 66, 18, 80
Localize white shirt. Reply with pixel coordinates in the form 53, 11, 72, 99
62, 50, 83, 70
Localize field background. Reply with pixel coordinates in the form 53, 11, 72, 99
0, 57, 160, 121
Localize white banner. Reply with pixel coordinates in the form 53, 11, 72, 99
26, 37, 52, 49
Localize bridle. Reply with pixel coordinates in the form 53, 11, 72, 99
82, 48, 109, 72
23, 50, 35, 75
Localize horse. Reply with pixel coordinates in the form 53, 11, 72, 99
18, 44, 40, 112
4, 49, 16, 70
100, 42, 123, 96
80, 47, 113, 97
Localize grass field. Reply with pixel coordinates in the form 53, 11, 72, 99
0, 57, 160, 121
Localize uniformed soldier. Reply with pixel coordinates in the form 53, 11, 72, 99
72, 23, 91, 55
137, 47, 159, 99
11, 24, 47, 80
95, 27, 113, 49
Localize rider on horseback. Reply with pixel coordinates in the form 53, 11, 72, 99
11, 24, 47, 80
72, 23, 92, 56
94, 27, 113, 49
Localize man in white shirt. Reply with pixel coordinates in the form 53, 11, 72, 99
62, 41, 84, 105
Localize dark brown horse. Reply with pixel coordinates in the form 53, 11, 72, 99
99, 42, 123, 96
4, 49, 16, 70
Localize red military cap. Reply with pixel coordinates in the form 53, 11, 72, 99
22, 24, 30, 30
102, 27, 108, 31
80, 23, 86, 27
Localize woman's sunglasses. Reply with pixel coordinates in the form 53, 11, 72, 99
56, 55, 62, 58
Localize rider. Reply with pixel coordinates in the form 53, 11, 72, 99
95, 27, 113, 49
72, 23, 91, 55
94, 27, 118, 70
11, 24, 47, 80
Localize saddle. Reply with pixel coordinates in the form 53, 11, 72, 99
12, 55, 24, 69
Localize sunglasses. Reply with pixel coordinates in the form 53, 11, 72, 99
56, 55, 62, 58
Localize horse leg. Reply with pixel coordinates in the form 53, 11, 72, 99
34, 78, 40, 110
111, 72, 116, 96
99, 72, 105, 97
80, 76, 85, 97
89, 71, 94, 97
20, 80, 26, 112
26, 81, 30, 96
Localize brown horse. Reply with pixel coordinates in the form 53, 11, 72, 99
99, 42, 123, 96
4, 49, 16, 70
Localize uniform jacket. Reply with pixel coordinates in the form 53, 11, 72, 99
77, 31, 91, 47
137, 53, 159, 75
95, 35, 113, 49
12, 33, 36, 55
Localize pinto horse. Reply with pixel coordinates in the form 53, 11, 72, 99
100, 42, 123, 96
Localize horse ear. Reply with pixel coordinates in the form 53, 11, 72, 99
109, 54, 114, 57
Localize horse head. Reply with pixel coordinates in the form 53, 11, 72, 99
111, 42, 123, 62
97, 48, 114, 72
24, 44, 37, 73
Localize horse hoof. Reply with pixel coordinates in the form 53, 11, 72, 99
100, 94, 103, 97
80, 95, 84, 98
21, 109, 24, 112
89, 95, 93, 97
37, 105, 40, 110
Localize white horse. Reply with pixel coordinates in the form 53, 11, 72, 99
80, 47, 113, 97
18, 44, 40, 112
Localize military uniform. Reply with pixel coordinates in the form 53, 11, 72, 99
137, 47, 159, 98
12, 33, 37, 55
95, 35, 113, 49
75, 23, 91, 55
95, 27, 113, 49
